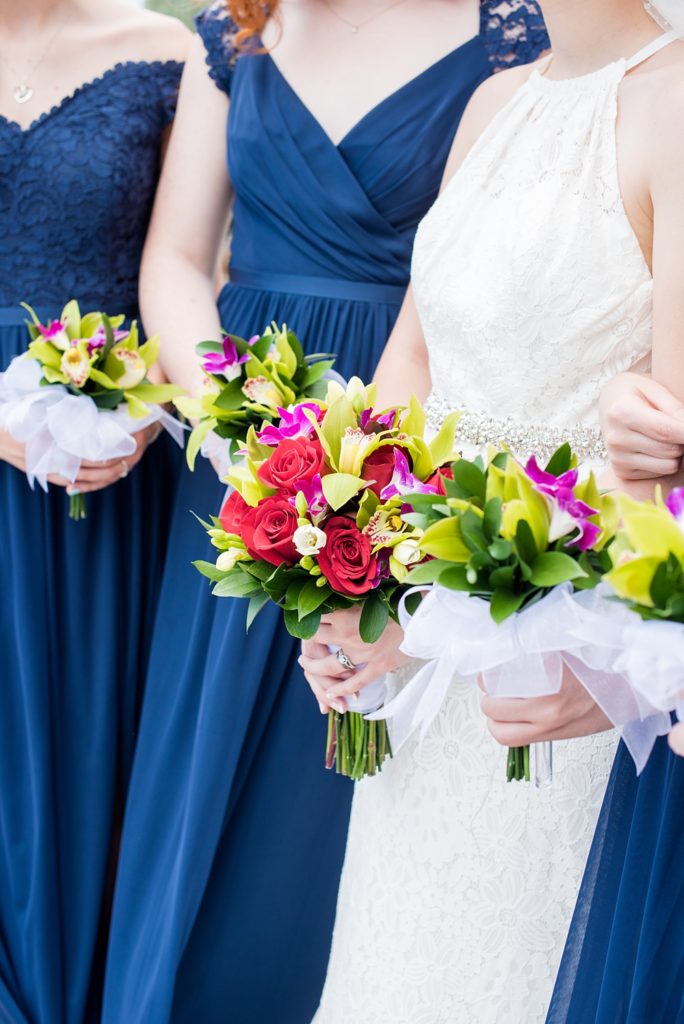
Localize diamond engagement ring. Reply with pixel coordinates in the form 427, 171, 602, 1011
336, 649, 355, 671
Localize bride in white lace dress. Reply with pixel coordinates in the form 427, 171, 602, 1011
300, 2, 684, 1021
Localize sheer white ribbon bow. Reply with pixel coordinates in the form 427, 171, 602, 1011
0, 355, 184, 488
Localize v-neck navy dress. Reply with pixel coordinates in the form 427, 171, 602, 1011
0, 61, 183, 1024
102, 6, 548, 1023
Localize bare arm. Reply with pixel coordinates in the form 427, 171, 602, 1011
140, 37, 233, 398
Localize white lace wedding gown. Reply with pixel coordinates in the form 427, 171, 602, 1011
314, 32, 678, 1024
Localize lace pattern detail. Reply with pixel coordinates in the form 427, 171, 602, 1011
0, 61, 183, 312
481, 0, 549, 71
196, 2, 259, 96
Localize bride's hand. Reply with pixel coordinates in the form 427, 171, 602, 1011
480, 663, 612, 745
600, 372, 684, 480
298, 607, 410, 713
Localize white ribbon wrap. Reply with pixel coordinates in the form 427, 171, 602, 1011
368, 583, 671, 771
200, 430, 234, 481
0, 355, 184, 488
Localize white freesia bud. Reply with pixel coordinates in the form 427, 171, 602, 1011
216, 548, 246, 571
293, 524, 328, 556
112, 347, 147, 389
393, 538, 423, 566
60, 347, 91, 388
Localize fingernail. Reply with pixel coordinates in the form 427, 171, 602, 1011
326, 696, 346, 714
318, 702, 327, 715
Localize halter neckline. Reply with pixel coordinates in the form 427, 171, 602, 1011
533, 29, 679, 90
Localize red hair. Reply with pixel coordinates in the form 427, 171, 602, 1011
225, 1, 280, 47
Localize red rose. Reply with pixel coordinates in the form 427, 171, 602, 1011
426, 465, 455, 496
318, 516, 378, 596
219, 489, 250, 535
241, 495, 299, 566
361, 445, 404, 498
258, 437, 326, 492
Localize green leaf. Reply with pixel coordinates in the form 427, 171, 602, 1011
128, 382, 182, 404
488, 538, 513, 561
483, 497, 503, 543
300, 360, 335, 391
452, 459, 487, 502
214, 378, 248, 411
490, 565, 516, 590
514, 519, 538, 565
192, 559, 226, 583
246, 593, 269, 630
212, 571, 261, 599
359, 592, 390, 644
436, 565, 473, 591
544, 443, 572, 477
404, 559, 454, 585
196, 340, 225, 356
490, 589, 525, 624
298, 578, 332, 619
283, 608, 322, 640
529, 552, 588, 588
460, 508, 489, 554
428, 411, 460, 469
185, 418, 218, 472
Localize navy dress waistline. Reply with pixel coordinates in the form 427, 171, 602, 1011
227, 267, 408, 305
0, 303, 140, 327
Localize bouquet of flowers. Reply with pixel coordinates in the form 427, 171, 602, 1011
0, 302, 183, 519
194, 377, 460, 779
602, 488, 684, 726
174, 323, 336, 474
389, 444, 615, 781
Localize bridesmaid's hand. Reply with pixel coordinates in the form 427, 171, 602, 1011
600, 372, 684, 480
480, 664, 612, 746
669, 722, 684, 757
66, 424, 162, 495
299, 607, 410, 713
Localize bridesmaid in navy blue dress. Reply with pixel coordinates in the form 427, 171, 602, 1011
547, 736, 684, 1023
102, 4, 548, 1022
0, 3, 189, 1021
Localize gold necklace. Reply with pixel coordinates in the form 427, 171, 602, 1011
319, 0, 413, 35
0, 6, 73, 104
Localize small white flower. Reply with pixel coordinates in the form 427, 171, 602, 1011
293, 524, 328, 556
393, 538, 423, 566
216, 548, 246, 571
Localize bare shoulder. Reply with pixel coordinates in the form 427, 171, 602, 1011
88, 2, 193, 65
440, 59, 539, 186
627, 42, 684, 178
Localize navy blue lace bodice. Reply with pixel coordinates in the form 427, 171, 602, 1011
0, 61, 183, 313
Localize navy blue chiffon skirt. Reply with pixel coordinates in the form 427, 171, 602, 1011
0, 313, 180, 1024
102, 279, 404, 1024
547, 735, 684, 1024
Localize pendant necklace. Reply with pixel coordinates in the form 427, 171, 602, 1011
0, 7, 73, 104
320, 0, 413, 35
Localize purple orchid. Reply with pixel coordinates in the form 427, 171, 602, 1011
85, 325, 128, 356
666, 488, 684, 527
202, 336, 250, 381
380, 449, 440, 501
257, 403, 323, 446
525, 456, 600, 552
291, 473, 327, 517
360, 407, 396, 431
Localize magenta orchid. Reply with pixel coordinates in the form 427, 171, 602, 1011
257, 403, 324, 446
360, 407, 397, 431
525, 456, 600, 551
202, 336, 250, 381
380, 448, 440, 501
291, 473, 327, 518
666, 488, 684, 528
85, 324, 128, 356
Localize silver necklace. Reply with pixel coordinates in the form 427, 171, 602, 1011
0, 7, 72, 104
320, 0, 412, 35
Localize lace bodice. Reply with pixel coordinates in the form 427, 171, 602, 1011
0, 62, 183, 313
413, 51, 656, 455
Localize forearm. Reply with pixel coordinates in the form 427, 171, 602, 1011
372, 287, 431, 408
140, 248, 222, 398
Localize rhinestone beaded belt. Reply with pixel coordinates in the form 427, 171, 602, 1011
425, 393, 608, 465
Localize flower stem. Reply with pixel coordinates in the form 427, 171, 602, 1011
68, 492, 87, 521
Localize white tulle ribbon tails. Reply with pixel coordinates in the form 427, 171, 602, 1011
368, 582, 671, 774
0, 355, 184, 488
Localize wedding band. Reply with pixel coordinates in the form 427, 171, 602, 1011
119, 459, 129, 479
336, 649, 355, 671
